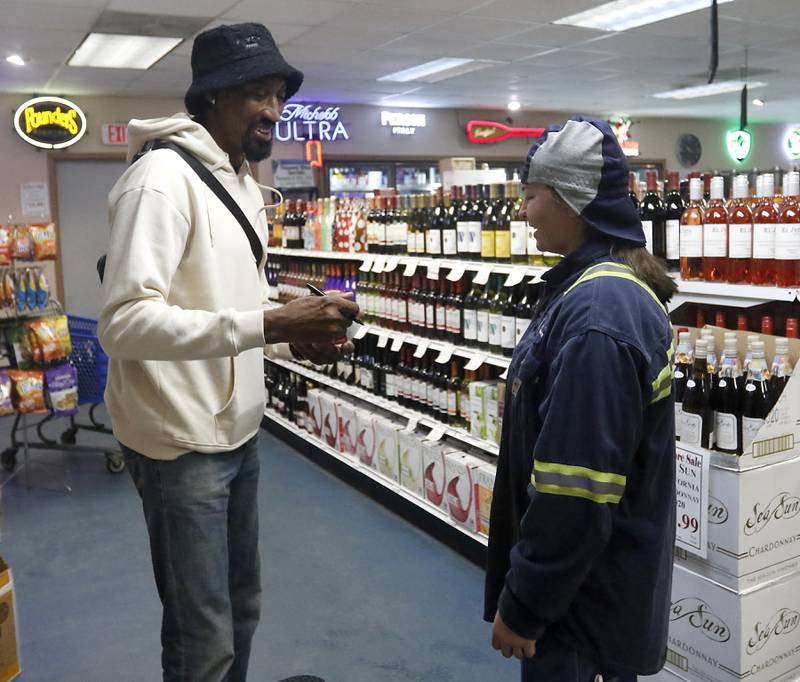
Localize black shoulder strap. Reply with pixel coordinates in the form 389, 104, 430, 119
154, 141, 263, 267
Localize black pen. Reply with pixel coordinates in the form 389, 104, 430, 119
306, 282, 365, 325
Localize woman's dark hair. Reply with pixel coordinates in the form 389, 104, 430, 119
612, 244, 678, 305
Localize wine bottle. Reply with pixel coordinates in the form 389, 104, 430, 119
680, 177, 704, 280
441, 191, 458, 258
741, 341, 771, 452
426, 191, 443, 258
776, 171, 800, 288
488, 274, 504, 355
448, 360, 464, 428
664, 171, 683, 270
515, 282, 535, 346
727, 175, 753, 284
494, 183, 512, 263
456, 186, 471, 259
510, 182, 528, 264
680, 339, 715, 449
629, 171, 640, 209
446, 277, 464, 344
702, 176, 728, 282
713, 334, 742, 455
435, 276, 448, 341
476, 280, 491, 350
673, 331, 694, 441
501, 282, 518, 357
481, 184, 497, 261
415, 194, 427, 255
460, 368, 476, 434
769, 337, 793, 407
462, 276, 479, 347
751, 173, 778, 286
469, 185, 483, 260
424, 275, 436, 338
640, 170, 665, 258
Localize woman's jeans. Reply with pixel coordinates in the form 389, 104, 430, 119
124, 435, 261, 682
521, 634, 638, 682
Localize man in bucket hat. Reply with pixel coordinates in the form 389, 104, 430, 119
484, 116, 677, 681
99, 23, 358, 681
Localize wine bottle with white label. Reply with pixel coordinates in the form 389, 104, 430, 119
712, 334, 742, 455
680, 339, 715, 449
664, 171, 683, 270
673, 331, 694, 441
639, 170, 664, 257
741, 340, 771, 453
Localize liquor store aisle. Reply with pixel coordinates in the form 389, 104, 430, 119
0, 419, 519, 682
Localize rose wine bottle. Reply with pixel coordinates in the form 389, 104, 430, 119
776, 171, 800, 287
702, 176, 728, 281
751, 173, 778, 285
680, 177, 704, 280
727, 175, 753, 284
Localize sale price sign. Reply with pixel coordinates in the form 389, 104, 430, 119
675, 445, 710, 559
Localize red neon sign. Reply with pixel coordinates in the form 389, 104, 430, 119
305, 140, 323, 167
466, 120, 545, 144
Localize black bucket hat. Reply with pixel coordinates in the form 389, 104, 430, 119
184, 22, 304, 106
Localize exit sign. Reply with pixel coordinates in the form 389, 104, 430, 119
101, 123, 127, 146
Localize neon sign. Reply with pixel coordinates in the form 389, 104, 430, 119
276, 104, 350, 142
466, 120, 545, 144
381, 110, 426, 136
726, 128, 752, 163
785, 127, 800, 160
14, 96, 87, 149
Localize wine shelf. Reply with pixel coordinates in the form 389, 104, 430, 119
265, 356, 501, 457
268, 247, 800, 308
263, 408, 489, 548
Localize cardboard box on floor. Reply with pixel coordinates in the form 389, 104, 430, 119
674, 454, 800, 590
679, 327, 800, 472
666, 563, 800, 682
0, 560, 20, 682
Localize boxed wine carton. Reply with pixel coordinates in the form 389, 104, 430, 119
337, 401, 358, 458
445, 451, 484, 532
469, 380, 497, 441
475, 464, 496, 537
422, 440, 447, 511
306, 388, 323, 438
666, 563, 800, 682
0, 560, 20, 682
399, 430, 424, 498
487, 381, 506, 445
674, 455, 800, 590
681, 327, 800, 472
374, 417, 401, 483
318, 392, 339, 450
354, 407, 376, 468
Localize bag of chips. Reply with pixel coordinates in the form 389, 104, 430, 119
8, 369, 46, 413
36, 269, 49, 309
0, 371, 14, 416
45, 364, 78, 417
50, 315, 72, 358
30, 223, 57, 261
0, 226, 13, 266
25, 318, 64, 365
12, 226, 33, 261
0, 270, 15, 311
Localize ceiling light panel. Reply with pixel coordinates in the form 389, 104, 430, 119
653, 79, 767, 99
68, 33, 182, 69
555, 0, 736, 32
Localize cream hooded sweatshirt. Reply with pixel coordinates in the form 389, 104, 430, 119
99, 113, 285, 459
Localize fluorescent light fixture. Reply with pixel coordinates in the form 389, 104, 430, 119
69, 33, 182, 69
653, 80, 767, 100
6, 55, 25, 66
508, 100, 521, 111
555, 0, 735, 32
752, 98, 765, 106
377, 57, 498, 83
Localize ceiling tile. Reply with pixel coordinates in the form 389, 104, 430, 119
518, 48, 618, 69
453, 43, 552, 62
226, 0, 354, 26
362, 0, 488, 11
500, 23, 608, 48
106, 0, 235, 16
326, 5, 450, 33
407, 14, 533, 42
0, 2, 100, 31
466, 0, 600, 23
288, 24, 404, 50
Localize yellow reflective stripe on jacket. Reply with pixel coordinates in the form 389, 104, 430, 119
531, 459, 626, 504
563, 262, 668, 317
650, 341, 674, 404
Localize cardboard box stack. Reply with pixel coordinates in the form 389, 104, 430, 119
665, 328, 800, 682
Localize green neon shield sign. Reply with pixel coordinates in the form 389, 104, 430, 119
785, 128, 800, 159
726, 128, 751, 163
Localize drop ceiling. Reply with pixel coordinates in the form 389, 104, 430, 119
1, 0, 798, 121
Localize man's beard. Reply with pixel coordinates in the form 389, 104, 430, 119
243, 135, 272, 162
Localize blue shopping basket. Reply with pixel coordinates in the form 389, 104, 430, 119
67, 315, 108, 405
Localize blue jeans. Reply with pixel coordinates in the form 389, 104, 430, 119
124, 435, 261, 682
521, 635, 638, 682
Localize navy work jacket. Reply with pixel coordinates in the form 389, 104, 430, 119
484, 237, 677, 674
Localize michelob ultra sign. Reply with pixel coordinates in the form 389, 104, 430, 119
14, 96, 87, 149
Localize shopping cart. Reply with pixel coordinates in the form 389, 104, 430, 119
59, 315, 124, 473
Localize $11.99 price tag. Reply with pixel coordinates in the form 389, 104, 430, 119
674, 445, 709, 559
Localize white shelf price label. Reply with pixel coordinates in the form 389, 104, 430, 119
352, 324, 369, 340
435, 345, 454, 364
446, 264, 466, 282
413, 339, 429, 358
403, 258, 419, 277
390, 335, 406, 352
473, 265, 492, 286
504, 269, 526, 288
404, 416, 420, 433
377, 332, 390, 348
372, 256, 387, 273
359, 256, 375, 272
425, 425, 446, 442
384, 256, 401, 272
499, 366, 509, 380
427, 262, 440, 280
675, 445, 709, 559
464, 353, 486, 371
527, 268, 545, 284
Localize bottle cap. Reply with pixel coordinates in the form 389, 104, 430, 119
679, 331, 692, 344
710, 176, 725, 200
723, 337, 738, 353
761, 316, 774, 335
752, 340, 766, 359
787, 318, 799, 338
695, 338, 708, 358
776, 338, 790, 353
646, 170, 658, 191
789, 172, 800, 198
748, 334, 759, 347
668, 171, 680, 192
689, 177, 703, 201
762, 173, 775, 198
715, 311, 726, 328
737, 314, 749, 331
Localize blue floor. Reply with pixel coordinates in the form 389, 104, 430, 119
0, 410, 518, 681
